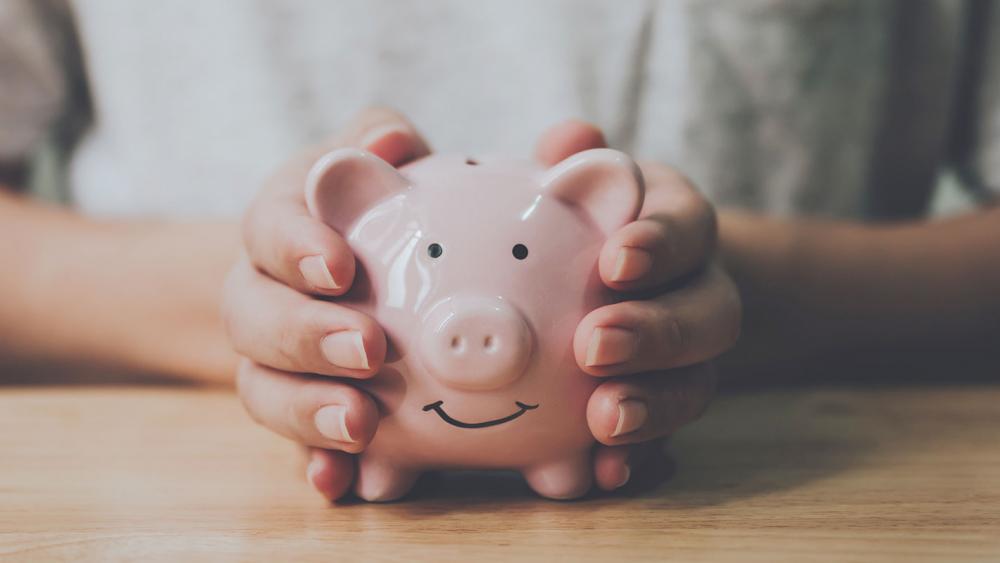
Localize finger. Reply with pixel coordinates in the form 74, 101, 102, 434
599, 163, 717, 290
306, 448, 356, 503
593, 444, 630, 491
244, 200, 358, 296
534, 119, 608, 166
237, 359, 379, 453
587, 363, 717, 446
286, 107, 433, 181
593, 442, 658, 491
243, 107, 431, 296
329, 106, 432, 165
575, 264, 741, 376
223, 258, 386, 377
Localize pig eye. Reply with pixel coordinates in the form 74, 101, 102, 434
512, 244, 529, 260
427, 243, 443, 258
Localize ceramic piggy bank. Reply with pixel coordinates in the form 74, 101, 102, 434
306, 148, 644, 501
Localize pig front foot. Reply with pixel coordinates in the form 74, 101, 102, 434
522, 452, 593, 500
354, 454, 419, 502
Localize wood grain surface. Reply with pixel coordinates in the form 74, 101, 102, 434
1, 384, 998, 562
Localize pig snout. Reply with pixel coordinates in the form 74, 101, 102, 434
419, 297, 533, 391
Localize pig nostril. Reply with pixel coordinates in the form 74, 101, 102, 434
421, 297, 532, 390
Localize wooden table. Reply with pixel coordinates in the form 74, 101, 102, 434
1, 384, 998, 562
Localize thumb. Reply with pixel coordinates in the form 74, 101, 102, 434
535, 119, 608, 166
333, 107, 432, 166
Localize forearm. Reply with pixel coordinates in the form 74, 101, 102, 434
719, 208, 1000, 380
0, 189, 240, 384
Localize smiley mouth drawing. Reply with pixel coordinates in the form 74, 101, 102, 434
422, 401, 539, 429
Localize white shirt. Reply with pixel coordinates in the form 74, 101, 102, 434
3, 0, 999, 219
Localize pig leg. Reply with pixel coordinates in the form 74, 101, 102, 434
522, 451, 593, 500
354, 453, 419, 502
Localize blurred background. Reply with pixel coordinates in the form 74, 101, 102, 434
4, 0, 996, 220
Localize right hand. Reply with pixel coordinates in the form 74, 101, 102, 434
221, 108, 431, 501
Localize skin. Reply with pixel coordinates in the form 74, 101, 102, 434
718, 208, 1000, 381
225, 108, 737, 498
3, 107, 998, 501
0, 189, 239, 384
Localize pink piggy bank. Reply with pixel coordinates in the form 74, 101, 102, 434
306, 148, 644, 501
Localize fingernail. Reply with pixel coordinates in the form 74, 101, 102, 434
321, 330, 370, 370
615, 465, 632, 489
299, 255, 339, 290
314, 405, 355, 443
585, 327, 638, 367
361, 124, 407, 150
612, 400, 647, 437
612, 246, 653, 282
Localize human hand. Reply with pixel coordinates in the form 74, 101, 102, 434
226, 113, 739, 501
222, 108, 431, 501
536, 120, 741, 491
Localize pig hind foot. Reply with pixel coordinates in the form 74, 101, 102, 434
355, 455, 419, 502
522, 452, 592, 500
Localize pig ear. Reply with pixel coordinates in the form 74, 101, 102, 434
540, 148, 645, 236
305, 148, 411, 232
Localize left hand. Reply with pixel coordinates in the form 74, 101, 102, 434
536, 120, 742, 491
223, 108, 433, 501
